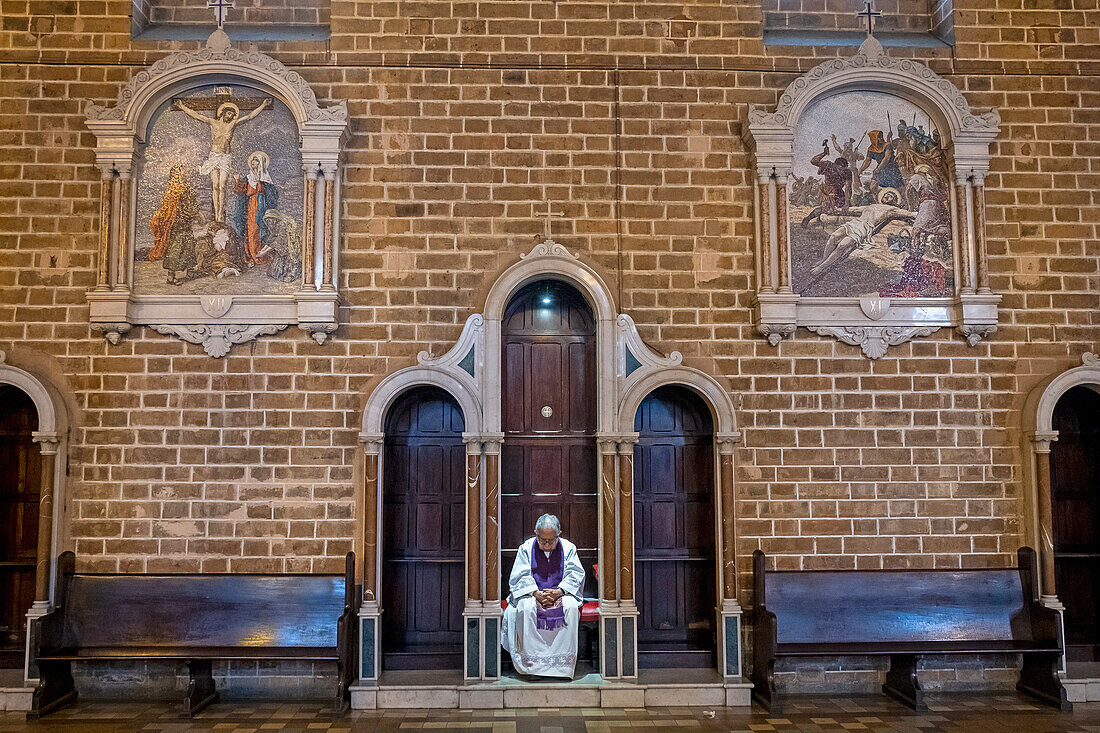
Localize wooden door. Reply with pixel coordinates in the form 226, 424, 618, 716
381, 387, 466, 670
634, 386, 716, 668
1050, 385, 1100, 663
0, 385, 40, 664
501, 280, 598, 600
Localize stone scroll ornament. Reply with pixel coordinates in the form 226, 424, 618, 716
742, 35, 1001, 359
84, 27, 349, 357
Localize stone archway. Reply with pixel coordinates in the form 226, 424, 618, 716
0, 352, 68, 683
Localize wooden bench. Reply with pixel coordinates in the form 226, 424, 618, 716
750, 547, 1070, 713
28, 551, 359, 718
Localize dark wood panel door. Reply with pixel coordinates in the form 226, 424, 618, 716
634, 386, 716, 669
1051, 385, 1100, 663
0, 385, 40, 663
382, 387, 465, 670
501, 281, 598, 599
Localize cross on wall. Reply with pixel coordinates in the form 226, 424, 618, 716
858, 1, 882, 36
533, 202, 566, 241
208, 0, 235, 29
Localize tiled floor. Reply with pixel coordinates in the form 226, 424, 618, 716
1, 693, 1097, 732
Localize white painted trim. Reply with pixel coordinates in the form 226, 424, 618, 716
360, 367, 484, 436
616, 366, 738, 437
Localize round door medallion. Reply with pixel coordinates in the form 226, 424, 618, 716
541, 405, 553, 418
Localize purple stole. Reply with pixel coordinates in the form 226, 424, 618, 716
530, 538, 567, 631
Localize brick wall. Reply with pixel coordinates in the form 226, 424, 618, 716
763, 0, 937, 35
142, 0, 329, 28
0, 1, 1098, 601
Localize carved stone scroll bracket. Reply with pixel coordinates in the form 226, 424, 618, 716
91, 322, 133, 345
299, 322, 338, 345
757, 323, 796, 347
957, 324, 998, 347
808, 326, 940, 360
151, 324, 289, 357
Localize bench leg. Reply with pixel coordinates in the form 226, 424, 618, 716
1018, 652, 1072, 712
185, 660, 220, 717
750, 658, 780, 713
26, 659, 77, 719
883, 654, 925, 711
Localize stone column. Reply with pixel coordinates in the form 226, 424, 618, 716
95, 168, 113, 291
321, 165, 338, 292
463, 438, 483, 603
598, 438, 618, 603
715, 433, 744, 682
1032, 432, 1060, 604
30, 433, 59, 609
757, 172, 774, 294
358, 434, 383, 683
775, 171, 792, 293
955, 178, 974, 295
972, 173, 991, 294
301, 169, 318, 290
616, 440, 636, 603
483, 437, 502, 603
115, 167, 133, 290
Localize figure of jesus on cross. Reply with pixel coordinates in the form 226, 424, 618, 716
173, 87, 272, 222
858, 1, 881, 36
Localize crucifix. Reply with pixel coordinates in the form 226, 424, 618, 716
208, 0, 235, 29
858, 1, 881, 36
533, 202, 565, 241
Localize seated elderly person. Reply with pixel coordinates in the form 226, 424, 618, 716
501, 513, 586, 679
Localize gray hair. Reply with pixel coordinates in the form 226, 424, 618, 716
534, 513, 561, 535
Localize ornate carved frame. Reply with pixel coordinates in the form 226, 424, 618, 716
743, 36, 1001, 358
84, 29, 350, 356
351, 242, 747, 704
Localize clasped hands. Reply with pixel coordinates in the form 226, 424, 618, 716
533, 588, 563, 608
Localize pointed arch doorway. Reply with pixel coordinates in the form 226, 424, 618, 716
499, 279, 599, 668
633, 385, 717, 669
1050, 385, 1100, 663
0, 385, 41, 668
380, 386, 466, 671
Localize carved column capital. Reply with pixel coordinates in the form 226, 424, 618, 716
32, 432, 60, 456
358, 432, 385, 455
462, 434, 485, 454
715, 431, 742, 454
1030, 430, 1059, 454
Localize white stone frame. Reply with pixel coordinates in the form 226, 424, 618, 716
83, 28, 349, 356
743, 36, 1001, 359
353, 241, 747, 699
0, 351, 68, 683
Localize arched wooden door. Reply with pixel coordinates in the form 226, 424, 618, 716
0, 385, 40, 667
1050, 385, 1100, 663
634, 385, 717, 669
500, 280, 598, 603
381, 386, 466, 670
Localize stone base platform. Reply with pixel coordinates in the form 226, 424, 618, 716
350, 669, 752, 709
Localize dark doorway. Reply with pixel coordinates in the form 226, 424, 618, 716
634, 385, 717, 669
500, 280, 598, 602
381, 386, 466, 670
0, 384, 40, 668
1050, 385, 1100, 663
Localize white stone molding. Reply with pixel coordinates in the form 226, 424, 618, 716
1022, 352, 1100, 604
84, 28, 350, 355
743, 35, 1001, 357
807, 325, 941, 360
150, 323, 289, 358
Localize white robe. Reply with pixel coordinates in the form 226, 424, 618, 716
501, 537, 586, 678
